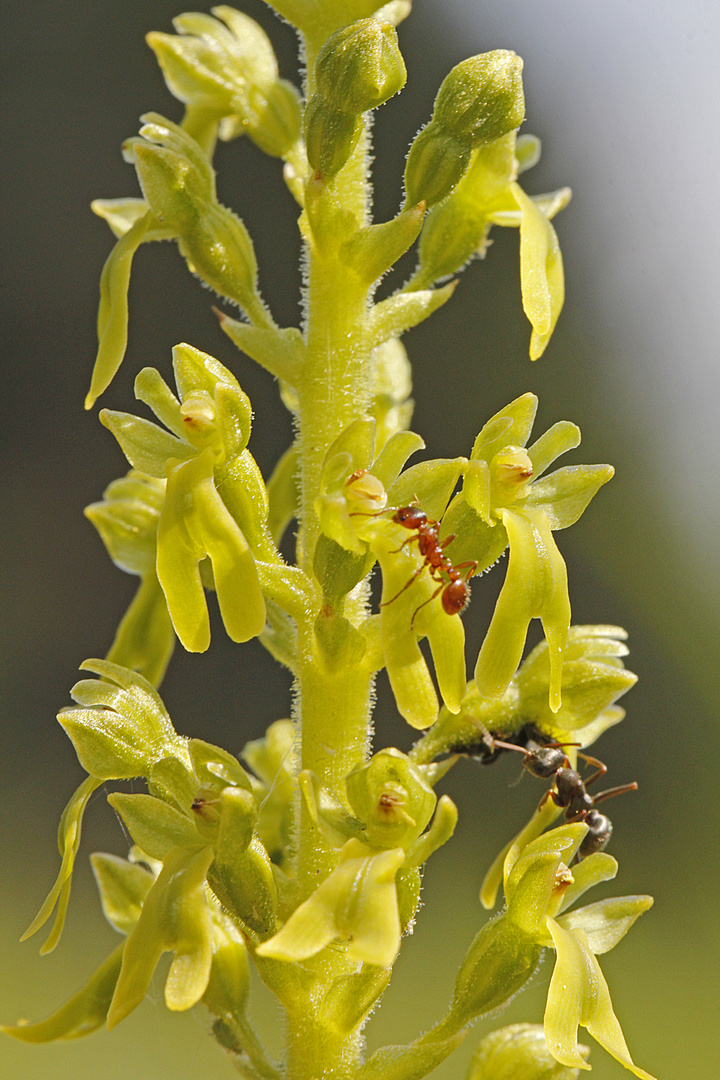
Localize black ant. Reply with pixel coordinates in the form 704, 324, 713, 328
491, 735, 638, 860
381, 505, 478, 626
443, 720, 637, 860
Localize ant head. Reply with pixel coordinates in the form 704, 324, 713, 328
393, 505, 427, 529
523, 742, 568, 779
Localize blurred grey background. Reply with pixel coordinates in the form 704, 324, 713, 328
1, 1, 718, 1078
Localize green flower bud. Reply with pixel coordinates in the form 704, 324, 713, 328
469, 1023, 588, 1080
434, 51, 524, 144
179, 201, 259, 310
449, 914, 542, 1028
315, 19, 406, 115
404, 124, 471, 208
126, 116, 263, 316
207, 788, 278, 934
345, 748, 436, 849
304, 95, 362, 177
242, 78, 302, 158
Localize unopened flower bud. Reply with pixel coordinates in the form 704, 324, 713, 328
304, 95, 362, 177
315, 19, 406, 115
404, 125, 471, 207
434, 51, 524, 146
469, 1023, 588, 1080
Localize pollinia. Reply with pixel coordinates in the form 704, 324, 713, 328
3, 4, 656, 1079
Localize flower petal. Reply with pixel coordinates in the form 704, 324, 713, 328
21, 776, 103, 953
475, 508, 570, 711
512, 183, 565, 360
87, 213, 153, 409
526, 420, 580, 478
107, 845, 214, 1028
525, 465, 614, 531
257, 841, 405, 968
558, 895, 653, 955
471, 393, 538, 463
544, 919, 594, 1070
546, 921, 656, 1079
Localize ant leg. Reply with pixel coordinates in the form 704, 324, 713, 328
485, 738, 530, 757
349, 506, 398, 519
576, 753, 607, 789
389, 535, 420, 555
591, 781, 638, 806
538, 788, 563, 810
455, 560, 478, 581
409, 582, 445, 628
439, 533, 456, 549
381, 563, 425, 607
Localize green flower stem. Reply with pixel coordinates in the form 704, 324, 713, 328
358, 1015, 469, 1080
286, 35, 376, 1076
221, 1014, 283, 1080
286, 998, 365, 1080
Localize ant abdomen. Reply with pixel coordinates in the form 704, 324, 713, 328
578, 809, 613, 859
441, 578, 471, 615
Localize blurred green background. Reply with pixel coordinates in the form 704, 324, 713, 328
2, 1, 718, 1078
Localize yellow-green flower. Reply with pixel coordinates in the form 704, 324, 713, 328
500, 824, 655, 1078
442, 393, 613, 712
99, 343, 271, 652
411, 624, 637, 769
257, 750, 457, 967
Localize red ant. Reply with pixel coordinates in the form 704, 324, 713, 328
382, 506, 478, 627
497, 737, 637, 859
347, 482, 478, 626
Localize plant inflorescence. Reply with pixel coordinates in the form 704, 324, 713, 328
3, 4, 656, 1079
